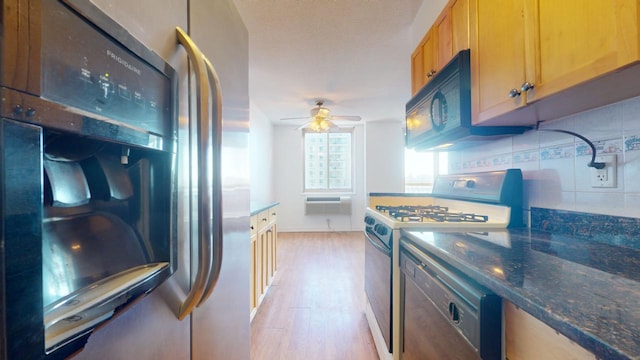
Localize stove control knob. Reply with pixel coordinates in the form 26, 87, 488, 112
465, 180, 475, 188
364, 216, 375, 225
375, 225, 388, 236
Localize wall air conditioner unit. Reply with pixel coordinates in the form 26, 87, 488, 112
304, 196, 352, 215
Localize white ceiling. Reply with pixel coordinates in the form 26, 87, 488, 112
232, 0, 424, 126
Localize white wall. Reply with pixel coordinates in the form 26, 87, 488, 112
248, 102, 275, 203
273, 125, 366, 232
448, 96, 640, 221
411, 0, 448, 48
365, 121, 406, 193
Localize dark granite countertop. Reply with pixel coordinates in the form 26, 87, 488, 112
250, 201, 279, 216
399, 228, 640, 360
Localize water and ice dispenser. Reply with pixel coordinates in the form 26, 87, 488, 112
40, 133, 174, 349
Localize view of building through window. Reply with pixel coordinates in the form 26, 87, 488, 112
304, 130, 353, 191
404, 149, 448, 193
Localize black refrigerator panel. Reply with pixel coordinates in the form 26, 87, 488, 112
1, 119, 46, 360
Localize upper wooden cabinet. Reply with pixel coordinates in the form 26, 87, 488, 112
435, 9, 452, 71
411, 0, 469, 95
436, 0, 469, 72
450, 0, 469, 58
526, 0, 639, 101
470, 0, 640, 125
411, 29, 435, 94
469, 0, 527, 123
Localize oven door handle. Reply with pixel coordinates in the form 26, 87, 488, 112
365, 230, 391, 255
176, 27, 214, 320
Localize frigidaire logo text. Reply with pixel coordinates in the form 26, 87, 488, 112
106, 49, 141, 75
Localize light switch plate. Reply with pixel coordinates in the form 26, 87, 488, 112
590, 154, 617, 188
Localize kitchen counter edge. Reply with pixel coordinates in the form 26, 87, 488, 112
250, 201, 279, 216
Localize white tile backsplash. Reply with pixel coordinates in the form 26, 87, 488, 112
624, 193, 640, 218
581, 102, 623, 140
622, 97, 640, 131
450, 94, 640, 217
574, 192, 626, 215
623, 145, 640, 192
512, 130, 539, 152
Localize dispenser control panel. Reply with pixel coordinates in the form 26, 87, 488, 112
40, 0, 172, 138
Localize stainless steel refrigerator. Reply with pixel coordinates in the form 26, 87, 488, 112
71, 0, 250, 358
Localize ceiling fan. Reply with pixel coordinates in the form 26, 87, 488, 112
280, 100, 361, 132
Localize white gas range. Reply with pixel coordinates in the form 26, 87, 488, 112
363, 169, 523, 360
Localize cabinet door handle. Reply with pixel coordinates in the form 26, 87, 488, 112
426, 69, 436, 78
521, 82, 535, 92
508, 88, 522, 98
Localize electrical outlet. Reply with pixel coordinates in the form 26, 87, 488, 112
590, 154, 617, 188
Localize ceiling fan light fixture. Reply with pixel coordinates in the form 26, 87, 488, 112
309, 117, 331, 132
281, 99, 361, 132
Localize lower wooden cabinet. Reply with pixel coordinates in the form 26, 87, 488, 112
250, 205, 278, 320
504, 301, 595, 360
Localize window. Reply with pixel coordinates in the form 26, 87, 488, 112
303, 129, 353, 192
404, 149, 448, 193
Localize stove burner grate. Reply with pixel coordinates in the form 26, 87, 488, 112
375, 204, 489, 223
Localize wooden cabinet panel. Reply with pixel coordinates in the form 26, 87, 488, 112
250, 233, 257, 312
471, 0, 640, 125
505, 301, 596, 360
271, 223, 277, 275
422, 29, 437, 85
250, 215, 258, 236
249, 205, 278, 321
470, 0, 527, 124
525, 0, 640, 102
411, 29, 437, 95
260, 229, 268, 295
411, 0, 470, 96
450, 0, 469, 56
435, 9, 452, 69
411, 46, 424, 95
436, 0, 469, 68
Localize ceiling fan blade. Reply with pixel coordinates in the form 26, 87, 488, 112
330, 115, 361, 121
280, 116, 310, 121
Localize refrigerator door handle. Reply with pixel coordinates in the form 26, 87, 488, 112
175, 26, 214, 320
197, 55, 224, 306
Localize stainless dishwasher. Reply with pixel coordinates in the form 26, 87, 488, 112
400, 239, 502, 360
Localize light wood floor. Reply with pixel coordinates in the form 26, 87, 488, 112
250, 231, 379, 360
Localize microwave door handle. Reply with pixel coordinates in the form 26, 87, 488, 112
197, 55, 223, 306
175, 26, 214, 320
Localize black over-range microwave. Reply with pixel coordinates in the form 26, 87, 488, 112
1, 0, 177, 358
405, 49, 529, 150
